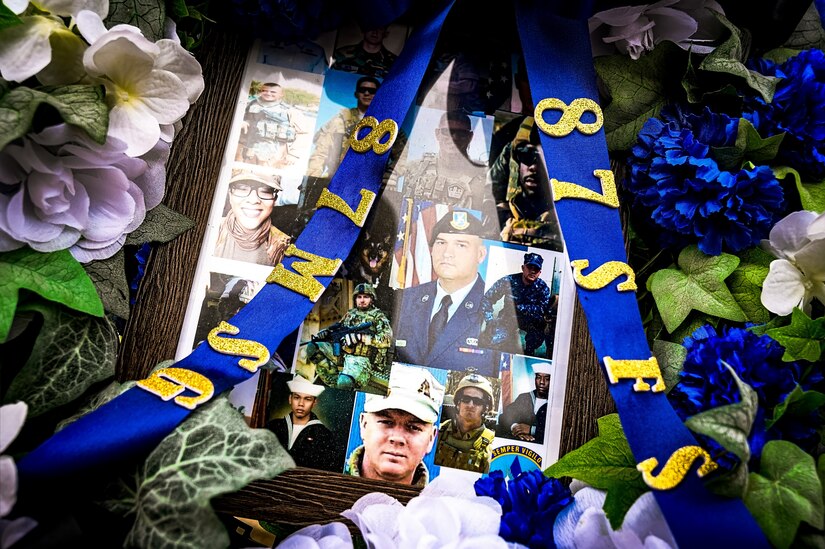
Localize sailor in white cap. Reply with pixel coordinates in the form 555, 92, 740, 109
497, 360, 552, 443
345, 365, 445, 486
267, 375, 338, 471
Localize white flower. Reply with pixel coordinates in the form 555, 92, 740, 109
761, 210, 825, 316
0, 402, 37, 549
0, 0, 107, 83
277, 523, 353, 549
589, 0, 726, 60
554, 483, 676, 549
75, 10, 204, 157
282, 475, 510, 549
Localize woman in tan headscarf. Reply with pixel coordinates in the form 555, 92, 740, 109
215, 171, 290, 265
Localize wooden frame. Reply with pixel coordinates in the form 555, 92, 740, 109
117, 28, 616, 528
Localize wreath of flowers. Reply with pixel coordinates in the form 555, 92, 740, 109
1, 0, 825, 548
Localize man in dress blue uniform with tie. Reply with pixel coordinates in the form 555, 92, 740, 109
393, 210, 496, 374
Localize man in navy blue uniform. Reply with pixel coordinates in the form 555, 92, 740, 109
393, 210, 496, 374
482, 252, 556, 357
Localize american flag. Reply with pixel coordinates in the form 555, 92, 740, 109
499, 353, 512, 410
390, 200, 450, 289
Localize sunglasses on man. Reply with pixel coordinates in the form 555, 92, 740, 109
513, 144, 541, 166
357, 86, 378, 95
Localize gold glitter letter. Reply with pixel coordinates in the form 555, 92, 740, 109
637, 446, 718, 490
316, 188, 376, 228
207, 321, 271, 372
551, 169, 619, 208
603, 356, 665, 392
350, 116, 398, 154
137, 367, 215, 410
267, 245, 342, 302
534, 97, 603, 137
571, 259, 637, 291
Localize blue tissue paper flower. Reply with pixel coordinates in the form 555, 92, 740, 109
667, 325, 820, 465
625, 105, 785, 255
744, 49, 825, 181
475, 469, 573, 549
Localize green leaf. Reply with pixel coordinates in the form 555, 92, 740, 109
768, 385, 825, 430
697, 10, 778, 102
83, 249, 130, 320
728, 247, 774, 324
545, 414, 648, 529
107, 0, 166, 42
125, 204, 195, 245
685, 363, 757, 498
0, 248, 103, 343
782, 3, 825, 51
647, 246, 746, 333
773, 166, 825, 214
713, 119, 784, 172
595, 42, 687, 151
120, 398, 295, 549
0, 85, 108, 149
0, 3, 22, 29
168, 0, 190, 17
651, 339, 686, 392
3, 301, 117, 417
766, 308, 825, 362
745, 440, 824, 548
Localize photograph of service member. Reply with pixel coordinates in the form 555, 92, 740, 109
393, 209, 497, 374
344, 365, 446, 486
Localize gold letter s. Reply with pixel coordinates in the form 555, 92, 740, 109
637, 446, 718, 490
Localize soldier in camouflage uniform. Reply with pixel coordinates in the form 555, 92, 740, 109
403, 111, 489, 212
488, 117, 562, 251
309, 283, 393, 391
435, 373, 495, 474
240, 83, 305, 167
307, 76, 380, 179
332, 26, 398, 78
482, 252, 556, 357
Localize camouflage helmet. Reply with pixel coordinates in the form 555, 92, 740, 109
454, 373, 494, 407
353, 282, 376, 300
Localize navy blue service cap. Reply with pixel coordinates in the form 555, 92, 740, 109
429, 210, 484, 245
523, 252, 543, 268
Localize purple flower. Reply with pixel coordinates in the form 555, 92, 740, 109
625, 105, 785, 255
475, 469, 573, 548
0, 125, 168, 263
744, 49, 825, 180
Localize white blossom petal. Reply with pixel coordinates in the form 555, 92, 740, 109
0, 457, 17, 518
156, 39, 204, 103
761, 259, 808, 315
0, 516, 38, 547
807, 211, 825, 240
2, 0, 28, 14
106, 102, 163, 157
0, 403, 26, 454
84, 31, 156, 80
75, 9, 108, 43
765, 210, 819, 258
0, 15, 62, 82
131, 70, 190, 124
39, 0, 108, 17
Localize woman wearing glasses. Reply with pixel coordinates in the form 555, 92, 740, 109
215, 171, 290, 266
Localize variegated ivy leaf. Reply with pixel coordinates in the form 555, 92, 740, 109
83, 249, 130, 320
4, 300, 117, 417
727, 247, 773, 324
122, 398, 295, 549
651, 339, 686, 392
125, 204, 195, 245
745, 441, 824, 549
107, 0, 166, 42
772, 165, 825, 214
684, 363, 757, 498
647, 246, 746, 333
781, 2, 825, 52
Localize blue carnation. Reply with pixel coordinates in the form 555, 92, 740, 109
667, 325, 819, 467
475, 470, 573, 549
625, 105, 785, 255
744, 49, 825, 181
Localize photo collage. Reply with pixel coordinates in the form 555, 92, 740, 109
176, 16, 574, 487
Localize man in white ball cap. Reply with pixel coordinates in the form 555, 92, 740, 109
345, 365, 444, 486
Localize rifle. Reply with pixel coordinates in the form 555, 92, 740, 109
301, 321, 374, 356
